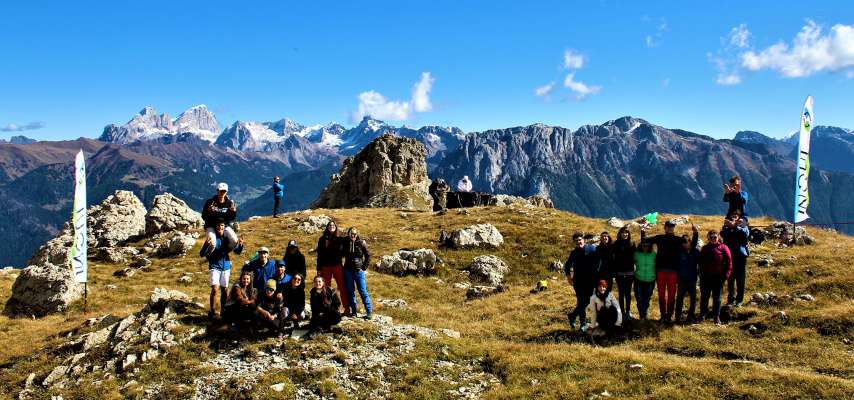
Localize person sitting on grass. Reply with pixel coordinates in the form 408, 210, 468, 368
564, 232, 599, 331
698, 230, 732, 325
282, 273, 307, 328
241, 246, 276, 293
225, 271, 257, 327
633, 240, 656, 321
675, 224, 700, 323
256, 279, 286, 336
200, 221, 244, 320
586, 279, 622, 336
309, 275, 342, 335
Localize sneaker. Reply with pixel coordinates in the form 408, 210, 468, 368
363, 313, 373, 321
580, 323, 589, 333
567, 313, 577, 329
734, 302, 743, 308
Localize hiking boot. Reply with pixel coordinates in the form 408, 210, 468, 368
567, 312, 577, 329
580, 323, 589, 333
363, 313, 373, 321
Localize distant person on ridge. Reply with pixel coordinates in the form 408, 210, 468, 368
282, 240, 307, 289
308, 275, 342, 335
436, 178, 450, 211
342, 227, 373, 320
633, 240, 656, 320
723, 175, 749, 222
586, 279, 622, 335
272, 176, 284, 217
241, 246, 276, 293
675, 224, 700, 323
612, 226, 637, 321
721, 210, 750, 307
641, 221, 682, 322
316, 221, 350, 314
200, 221, 244, 319
202, 182, 238, 252
457, 175, 473, 192
564, 232, 599, 330
698, 230, 732, 324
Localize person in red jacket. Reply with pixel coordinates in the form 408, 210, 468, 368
316, 221, 350, 314
698, 230, 732, 325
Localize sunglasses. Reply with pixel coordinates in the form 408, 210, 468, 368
265, 288, 275, 292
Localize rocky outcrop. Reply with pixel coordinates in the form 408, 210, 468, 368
763, 221, 816, 246
154, 232, 198, 257
467, 255, 510, 286
489, 194, 554, 208
4, 262, 84, 317
466, 285, 506, 300
88, 191, 147, 248
451, 224, 504, 248
145, 193, 203, 236
375, 249, 439, 276
297, 214, 332, 234
312, 133, 433, 211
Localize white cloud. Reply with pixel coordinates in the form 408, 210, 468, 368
351, 72, 435, 122
741, 20, 854, 77
563, 73, 601, 99
534, 82, 555, 97
729, 24, 751, 48
716, 73, 742, 85
645, 19, 668, 48
411, 72, 434, 112
563, 49, 585, 69
1, 121, 44, 132
709, 24, 751, 86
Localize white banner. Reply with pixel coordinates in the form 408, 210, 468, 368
71, 150, 87, 283
793, 96, 813, 224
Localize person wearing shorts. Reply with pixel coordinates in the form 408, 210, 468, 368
200, 221, 244, 319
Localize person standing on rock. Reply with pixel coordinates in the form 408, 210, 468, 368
200, 221, 244, 319
641, 221, 681, 322
698, 230, 732, 324
283, 240, 307, 289
256, 279, 286, 336
564, 232, 599, 330
586, 279, 622, 335
282, 273, 307, 328
272, 176, 284, 218
202, 183, 239, 252
316, 221, 350, 314
675, 225, 700, 323
721, 211, 750, 307
225, 271, 257, 327
723, 175, 749, 222
633, 240, 656, 320
242, 247, 277, 293
612, 226, 637, 321
309, 275, 342, 335
343, 227, 373, 320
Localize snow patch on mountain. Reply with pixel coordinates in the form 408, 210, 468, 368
100, 105, 221, 144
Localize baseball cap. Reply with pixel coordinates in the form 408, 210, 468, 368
287, 240, 297, 247
217, 182, 228, 192
265, 279, 277, 290
258, 246, 269, 254
664, 220, 676, 227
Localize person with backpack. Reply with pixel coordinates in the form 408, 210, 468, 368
272, 176, 284, 218
675, 224, 700, 323
723, 175, 749, 222
721, 210, 750, 307
612, 226, 637, 321
201, 183, 239, 253
633, 240, 657, 320
586, 279, 622, 335
641, 221, 682, 322
564, 232, 599, 330
342, 227, 373, 319
698, 230, 732, 324
241, 246, 276, 293
282, 240, 307, 289
309, 275, 342, 334
596, 231, 615, 292
199, 221, 244, 319
316, 221, 350, 314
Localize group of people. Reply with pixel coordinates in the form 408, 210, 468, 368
564, 176, 751, 334
198, 181, 375, 337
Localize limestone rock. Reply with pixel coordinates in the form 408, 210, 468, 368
156, 232, 197, 257
451, 224, 503, 248
606, 217, 625, 228
763, 221, 816, 246
312, 134, 433, 211
527, 195, 554, 208
375, 249, 438, 276
668, 216, 690, 225
376, 299, 408, 308
467, 255, 509, 286
548, 259, 563, 272
297, 214, 331, 234
88, 190, 147, 248
145, 193, 203, 236
94, 246, 140, 264
4, 262, 84, 317
465, 285, 505, 300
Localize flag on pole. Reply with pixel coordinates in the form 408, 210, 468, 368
70, 150, 87, 283
643, 212, 659, 226
793, 96, 813, 224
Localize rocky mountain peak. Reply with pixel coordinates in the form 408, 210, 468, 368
100, 105, 220, 144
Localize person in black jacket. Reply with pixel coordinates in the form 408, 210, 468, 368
723, 175, 749, 221
596, 231, 615, 292
721, 211, 750, 307
342, 227, 373, 319
255, 279, 286, 336
612, 226, 637, 321
283, 240, 307, 289
564, 232, 599, 330
316, 221, 350, 314
309, 275, 342, 334
675, 225, 700, 323
281, 273, 306, 328
202, 182, 239, 253
642, 221, 682, 322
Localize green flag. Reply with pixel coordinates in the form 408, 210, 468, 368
643, 212, 659, 225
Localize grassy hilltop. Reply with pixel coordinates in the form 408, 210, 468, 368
0, 206, 852, 399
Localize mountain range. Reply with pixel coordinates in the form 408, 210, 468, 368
1, 105, 853, 266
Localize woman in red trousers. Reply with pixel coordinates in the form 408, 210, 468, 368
316, 221, 350, 314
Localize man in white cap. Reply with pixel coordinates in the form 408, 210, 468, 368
241, 246, 277, 292
202, 182, 239, 252
457, 175, 473, 193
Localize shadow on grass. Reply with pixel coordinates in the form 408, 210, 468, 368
526, 319, 666, 346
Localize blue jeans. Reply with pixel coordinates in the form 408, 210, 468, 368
343, 268, 373, 315
634, 279, 656, 319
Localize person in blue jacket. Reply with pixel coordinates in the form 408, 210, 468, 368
272, 176, 284, 217
722, 210, 750, 307
241, 246, 277, 293
675, 224, 700, 323
200, 221, 244, 319
723, 175, 749, 222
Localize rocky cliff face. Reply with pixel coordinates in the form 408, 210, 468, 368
99, 105, 220, 144
312, 133, 433, 211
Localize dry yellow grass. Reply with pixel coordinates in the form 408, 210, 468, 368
1, 206, 852, 399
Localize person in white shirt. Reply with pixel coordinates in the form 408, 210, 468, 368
457, 175, 473, 192
586, 279, 622, 334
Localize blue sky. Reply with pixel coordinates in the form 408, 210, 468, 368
1, 1, 853, 141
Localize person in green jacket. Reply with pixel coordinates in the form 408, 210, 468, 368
633, 240, 657, 320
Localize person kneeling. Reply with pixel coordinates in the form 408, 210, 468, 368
586, 280, 623, 336
309, 275, 342, 335
255, 279, 285, 337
